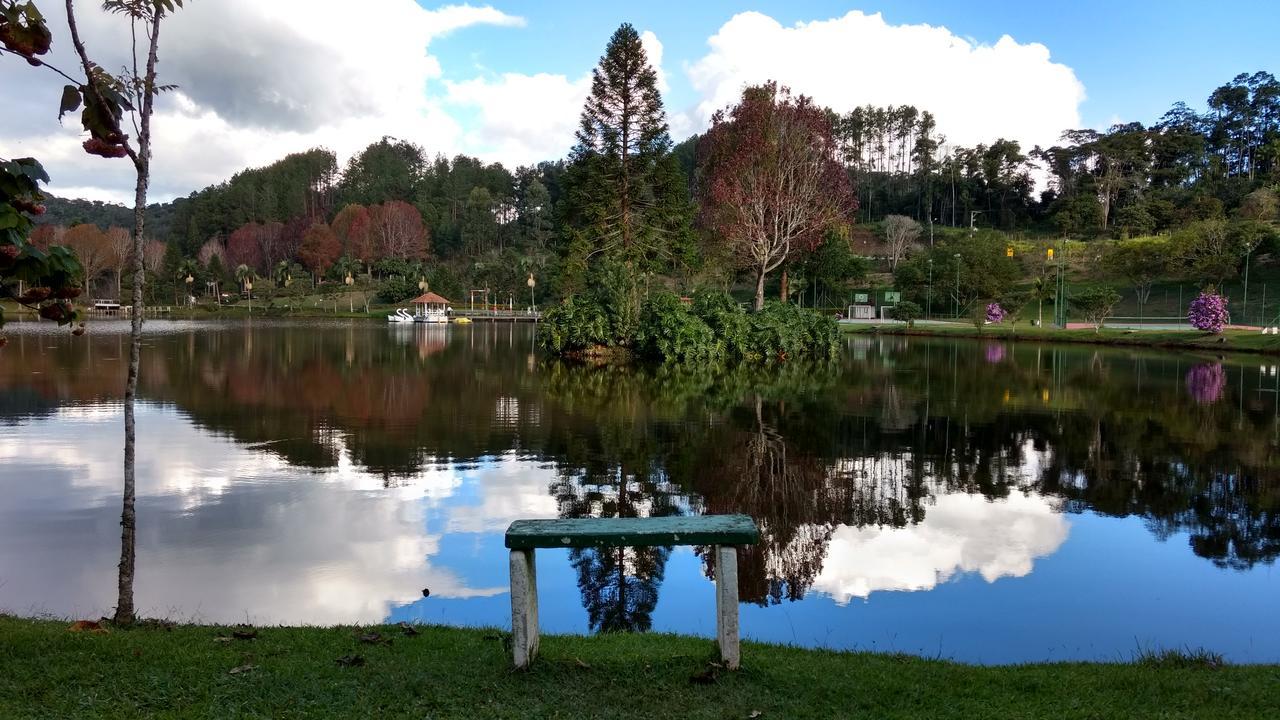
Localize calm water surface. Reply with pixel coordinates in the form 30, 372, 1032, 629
0, 319, 1276, 663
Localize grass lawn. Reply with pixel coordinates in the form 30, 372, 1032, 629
2, 617, 1277, 719
841, 321, 1280, 356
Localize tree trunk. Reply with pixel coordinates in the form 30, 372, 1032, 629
780, 267, 788, 302
114, 9, 163, 627
754, 268, 766, 312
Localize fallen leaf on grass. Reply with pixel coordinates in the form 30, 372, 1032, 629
232, 629, 258, 641
748, 712, 763, 719
68, 620, 108, 634
213, 636, 233, 643
336, 654, 365, 667
228, 664, 257, 675
397, 622, 419, 637
574, 658, 591, 670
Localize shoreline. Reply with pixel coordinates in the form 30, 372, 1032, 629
1, 616, 1274, 718
840, 321, 1280, 356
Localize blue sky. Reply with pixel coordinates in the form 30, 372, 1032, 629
429, 0, 1280, 132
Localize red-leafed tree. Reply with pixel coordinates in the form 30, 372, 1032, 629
226, 223, 264, 271
699, 82, 855, 310
369, 200, 428, 260
297, 223, 341, 282
331, 203, 374, 268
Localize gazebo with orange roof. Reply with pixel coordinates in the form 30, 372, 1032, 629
410, 291, 452, 318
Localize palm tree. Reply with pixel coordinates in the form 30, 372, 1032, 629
174, 259, 200, 306
273, 260, 292, 288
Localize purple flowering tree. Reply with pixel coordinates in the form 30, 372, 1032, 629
985, 303, 1005, 324
1187, 290, 1230, 333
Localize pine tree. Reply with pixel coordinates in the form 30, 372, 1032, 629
560, 23, 692, 280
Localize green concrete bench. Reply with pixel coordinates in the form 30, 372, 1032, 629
504, 515, 760, 669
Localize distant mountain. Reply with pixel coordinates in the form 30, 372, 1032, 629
35, 194, 176, 240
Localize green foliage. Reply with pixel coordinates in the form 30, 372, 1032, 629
536, 294, 613, 355
1, 157, 85, 333
744, 302, 838, 362
635, 292, 720, 363
890, 300, 922, 326
376, 275, 421, 304
1070, 286, 1123, 330
893, 232, 1019, 315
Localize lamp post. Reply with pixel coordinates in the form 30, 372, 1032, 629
345, 272, 354, 313
926, 258, 933, 320
184, 273, 193, 307
527, 273, 536, 315
1243, 245, 1253, 324
245, 279, 253, 315
953, 253, 961, 319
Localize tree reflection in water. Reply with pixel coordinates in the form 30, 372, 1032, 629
0, 323, 1277, 630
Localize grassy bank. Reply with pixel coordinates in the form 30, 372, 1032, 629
842, 321, 1280, 356
2, 617, 1276, 719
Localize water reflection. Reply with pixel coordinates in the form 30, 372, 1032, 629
0, 321, 1277, 660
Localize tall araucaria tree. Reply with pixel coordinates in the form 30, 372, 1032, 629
560, 23, 693, 279
699, 82, 856, 310
2, 0, 184, 624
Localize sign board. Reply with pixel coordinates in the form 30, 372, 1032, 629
884, 292, 901, 304
853, 293, 869, 304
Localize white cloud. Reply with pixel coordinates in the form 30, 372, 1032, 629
445, 71, 590, 167
684, 11, 1085, 153
0, 2, 523, 203
812, 492, 1070, 603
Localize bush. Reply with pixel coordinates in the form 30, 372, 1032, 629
890, 300, 922, 327
691, 288, 750, 358
1070, 286, 1122, 331
635, 292, 720, 363
747, 301, 838, 362
536, 295, 613, 354
377, 276, 421, 304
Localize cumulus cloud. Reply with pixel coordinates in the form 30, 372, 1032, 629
684, 11, 1085, 153
0, 1, 523, 203
812, 492, 1070, 603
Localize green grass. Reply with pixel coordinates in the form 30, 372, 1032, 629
2, 617, 1277, 719
842, 321, 1280, 355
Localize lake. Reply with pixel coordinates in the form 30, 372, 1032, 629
1, 319, 1276, 664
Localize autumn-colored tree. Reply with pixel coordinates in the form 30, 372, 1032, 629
196, 237, 226, 267
226, 222, 264, 272
62, 224, 112, 295
297, 223, 341, 282
28, 223, 64, 250
699, 83, 855, 310
369, 200, 428, 260
106, 226, 130, 296
331, 203, 374, 268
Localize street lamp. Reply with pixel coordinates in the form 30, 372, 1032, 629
926, 258, 933, 320
527, 273, 536, 313
418, 277, 427, 292
952, 253, 961, 319
184, 273, 193, 307
244, 279, 253, 314
345, 273, 354, 312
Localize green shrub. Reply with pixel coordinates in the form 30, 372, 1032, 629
635, 292, 721, 363
377, 276, 420, 304
537, 295, 613, 354
890, 300, 922, 327
691, 288, 751, 359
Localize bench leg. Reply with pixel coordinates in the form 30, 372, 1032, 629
714, 545, 740, 669
510, 548, 539, 669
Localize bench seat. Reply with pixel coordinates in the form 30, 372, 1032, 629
505, 515, 760, 550
504, 514, 759, 670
